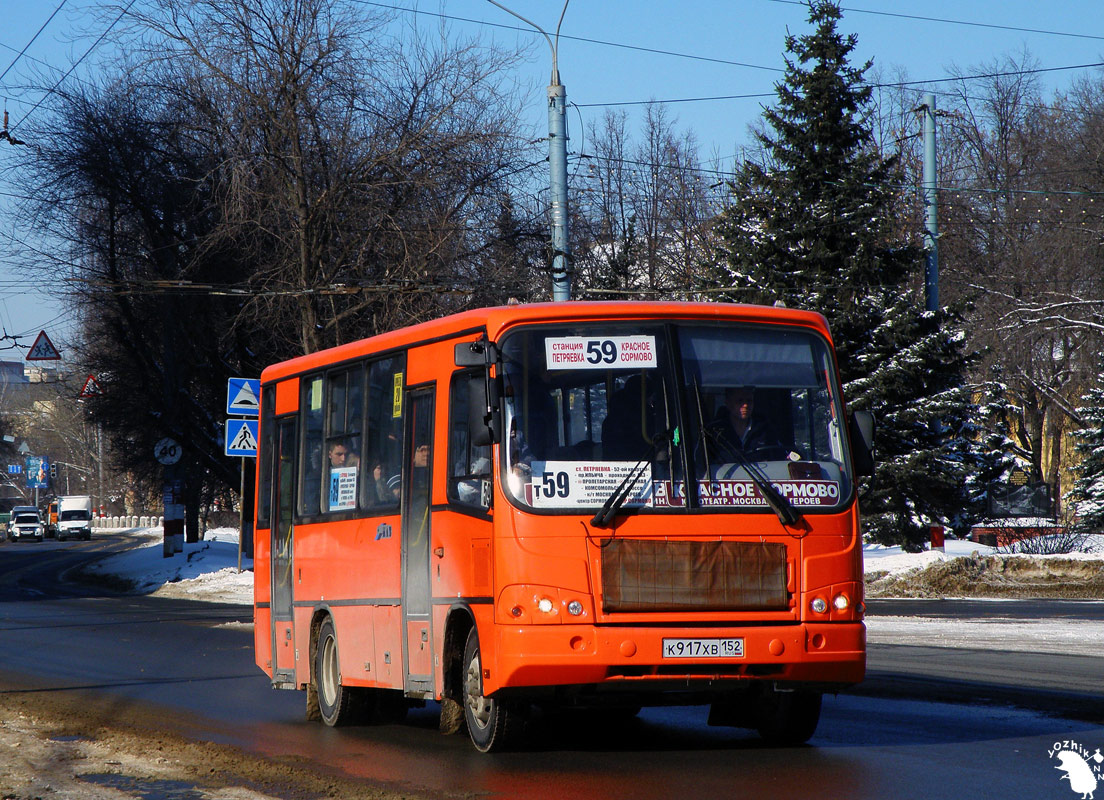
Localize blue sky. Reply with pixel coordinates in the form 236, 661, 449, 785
1, 0, 1102, 351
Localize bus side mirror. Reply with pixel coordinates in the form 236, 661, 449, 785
849, 410, 875, 477
468, 372, 500, 447
455, 340, 497, 367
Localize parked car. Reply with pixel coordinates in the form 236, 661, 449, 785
56, 496, 94, 541
9, 507, 44, 542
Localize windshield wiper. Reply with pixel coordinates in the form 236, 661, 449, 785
701, 424, 800, 526
591, 426, 677, 528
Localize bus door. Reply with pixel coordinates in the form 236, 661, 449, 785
271, 417, 298, 685
401, 387, 434, 695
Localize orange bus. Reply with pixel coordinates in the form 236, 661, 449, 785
253, 301, 874, 751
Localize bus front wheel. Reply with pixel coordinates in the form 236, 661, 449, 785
462, 628, 523, 752
314, 617, 359, 726
755, 689, 821, 746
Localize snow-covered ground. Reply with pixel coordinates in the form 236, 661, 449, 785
864, 537, 1104, 656
83, 528, 1104, 656
82, 527, 253, 604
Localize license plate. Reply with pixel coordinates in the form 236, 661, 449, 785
662, 638, 744, 659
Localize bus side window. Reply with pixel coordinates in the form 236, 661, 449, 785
447, 370, 491, 509
299, 374, 325, 517
362, 356, 405, 511
324, 365, 364, 513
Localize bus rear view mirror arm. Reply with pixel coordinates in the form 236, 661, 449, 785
469, 370, 501, 447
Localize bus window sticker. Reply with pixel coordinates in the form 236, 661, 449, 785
526, 460, 654, 508
329, 466, 358, 511
392, 372, 403, 418
544, 335, 657, 370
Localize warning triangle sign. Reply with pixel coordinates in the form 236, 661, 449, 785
231, 422, 257, 451
231, 381, 258, 410
26, 330, 61, 361
79, 374, 103, 397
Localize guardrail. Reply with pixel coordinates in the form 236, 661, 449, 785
93, 515, 165, 529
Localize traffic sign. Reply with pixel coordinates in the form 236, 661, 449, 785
154, 437, 183, 465
26, 330, 61, 361
226, 378, 260, 417
79, 374, 103, 397
225, 419, 258, 457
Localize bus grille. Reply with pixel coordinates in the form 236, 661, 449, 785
600, 539, 788, 612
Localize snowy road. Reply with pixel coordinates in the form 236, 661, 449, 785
866, 615, 1104, 657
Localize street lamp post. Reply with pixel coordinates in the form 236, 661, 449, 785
486, 0, 572, 302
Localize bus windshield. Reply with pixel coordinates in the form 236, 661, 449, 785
500, 322, 853, 513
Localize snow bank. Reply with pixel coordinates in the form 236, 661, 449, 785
84, 527, 252, 604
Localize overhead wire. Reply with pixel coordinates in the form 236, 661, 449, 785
10, 0, 137, 132
0, 0, 68, 85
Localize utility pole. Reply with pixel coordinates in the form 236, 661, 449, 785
920, 94, 939, 312
487, 0, 572, 301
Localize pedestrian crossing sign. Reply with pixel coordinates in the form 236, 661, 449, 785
225, 419, 259, 457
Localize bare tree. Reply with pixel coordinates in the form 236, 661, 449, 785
904, 52, 1104, 509
13, 0, 539, 511
118, 0, 537, 353
573, 104, 718, 299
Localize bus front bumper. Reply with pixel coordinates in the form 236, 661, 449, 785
488, 622, 865, 695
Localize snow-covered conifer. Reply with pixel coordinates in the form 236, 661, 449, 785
710, 0, 979, 549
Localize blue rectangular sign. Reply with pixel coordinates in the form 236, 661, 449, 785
226, 378, 261, 417
225, 419, 259, 457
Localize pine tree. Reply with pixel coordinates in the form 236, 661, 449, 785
1066, 360, 1104, 533
711, 0, 980, 549
970, 367, 1031, 517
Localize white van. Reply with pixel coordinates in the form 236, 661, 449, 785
57, 496, 94, 541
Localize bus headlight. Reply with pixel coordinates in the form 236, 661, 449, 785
497, 585, 592, 624
833, 594, 850, 612
810, 597, 828, 614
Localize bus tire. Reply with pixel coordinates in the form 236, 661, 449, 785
755, 689, 821, 746
314, 617, 358, 727
462, 628, 523, 752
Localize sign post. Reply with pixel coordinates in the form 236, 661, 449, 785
226, 378, 260, 571
155, 438, 183, 557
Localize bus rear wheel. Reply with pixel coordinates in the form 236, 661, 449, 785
314, 617, 359, 726
462, 628, 523, 752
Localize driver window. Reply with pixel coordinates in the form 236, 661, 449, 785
447, 370, 492, 509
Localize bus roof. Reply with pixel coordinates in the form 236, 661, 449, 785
261, 301, 832, 384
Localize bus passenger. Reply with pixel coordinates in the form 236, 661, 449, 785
368, 460, 390, 504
